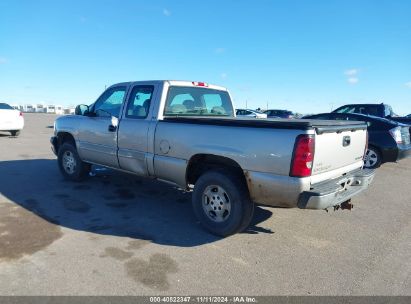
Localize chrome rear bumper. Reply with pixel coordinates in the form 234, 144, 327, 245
298, 169, 375, 209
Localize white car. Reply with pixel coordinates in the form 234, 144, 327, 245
236, 109, 267, 119
0, 103, 24, 136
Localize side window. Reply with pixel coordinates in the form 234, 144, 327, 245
93, 87, 126, 118
366, 107, 379, 116
384, 106, 394, 117
125, 85, 154, 119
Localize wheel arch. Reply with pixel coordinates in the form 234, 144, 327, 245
56, 132, 77, 153
186, 154, 247, 188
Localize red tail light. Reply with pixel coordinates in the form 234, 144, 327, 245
192, 81, 208, 87
290, 135, 315, 177
19, 111, 23, 117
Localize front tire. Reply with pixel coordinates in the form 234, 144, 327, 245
192, 170, 254, 237
57, 143, 90, 181
10, 130, 20, 136
364, 146, 382, 169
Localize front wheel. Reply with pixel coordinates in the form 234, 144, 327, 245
192, 170, 254, 237
10, 130, 20, 136
364, 146, 382, 169
57, 143, 90, 181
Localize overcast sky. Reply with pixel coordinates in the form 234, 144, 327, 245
0, 0, 410, 114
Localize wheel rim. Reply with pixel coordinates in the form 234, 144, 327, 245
202, 185, 231, 223
364, 148, 378, 168
62, 151, 77, 174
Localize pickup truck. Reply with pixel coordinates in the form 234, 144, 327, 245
51, 80, 375, 236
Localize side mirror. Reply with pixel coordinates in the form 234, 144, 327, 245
75, 104, 90, 116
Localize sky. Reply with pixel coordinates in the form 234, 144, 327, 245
0, 0, 410, 114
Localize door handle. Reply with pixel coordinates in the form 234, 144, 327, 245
108, 125, 117, 132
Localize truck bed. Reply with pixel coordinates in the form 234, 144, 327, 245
162, 117, 367, 133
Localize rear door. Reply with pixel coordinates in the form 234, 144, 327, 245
117, 84, 156, 176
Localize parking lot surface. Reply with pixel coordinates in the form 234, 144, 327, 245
0, 113, 410, 295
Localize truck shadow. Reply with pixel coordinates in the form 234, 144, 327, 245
0, 159, 273, 247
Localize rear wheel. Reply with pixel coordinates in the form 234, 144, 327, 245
192, 170, 254, 236
10, 130, 20, 136
364, 146, 382, 169
57, 143, 90, 181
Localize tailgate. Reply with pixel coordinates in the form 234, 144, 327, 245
311, 124, 367, 183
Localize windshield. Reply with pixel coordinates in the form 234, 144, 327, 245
164, 86, 234, 117
0, 103, 13, 110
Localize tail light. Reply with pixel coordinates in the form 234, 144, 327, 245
19, 111, 23, 117
389, 126, 403, 144
290, 135, 315, 177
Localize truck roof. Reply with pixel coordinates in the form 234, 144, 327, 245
108, 80, 228, 92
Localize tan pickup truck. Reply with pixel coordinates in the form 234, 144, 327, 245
51, 80, 375, 236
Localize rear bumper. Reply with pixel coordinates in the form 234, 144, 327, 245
50, 136, 58, 156
0, 118, 24, 131
297, 168, 375, 209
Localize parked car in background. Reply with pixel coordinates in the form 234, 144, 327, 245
264, 109, 294, 119
332, 103, 411, 124
0, 103, 24, 136
236, 109, 267, 118
304, 112, 411, 169
406, 114, 411, 118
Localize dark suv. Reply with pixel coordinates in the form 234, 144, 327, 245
304, 112, 411, 168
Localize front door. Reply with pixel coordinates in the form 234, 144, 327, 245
77, 85, 127, 168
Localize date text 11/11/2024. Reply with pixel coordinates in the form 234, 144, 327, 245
149, 296, 257, 303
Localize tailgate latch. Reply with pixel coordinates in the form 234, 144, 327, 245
342, 136, 351, 147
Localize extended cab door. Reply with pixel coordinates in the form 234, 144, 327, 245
117, 84, 156, 176
76, 85, 128, 168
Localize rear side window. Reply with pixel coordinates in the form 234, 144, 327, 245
358, 106, 379, 116
0, 103, 13, 110
125, 85, 154, 119
164, 86, 233, 117
385, 105, 395, 117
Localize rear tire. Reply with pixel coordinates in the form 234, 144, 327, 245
364, 146, 382, 169
192, 170, 254, 237
57, 143, 90, 181
10, 130, 20, 136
